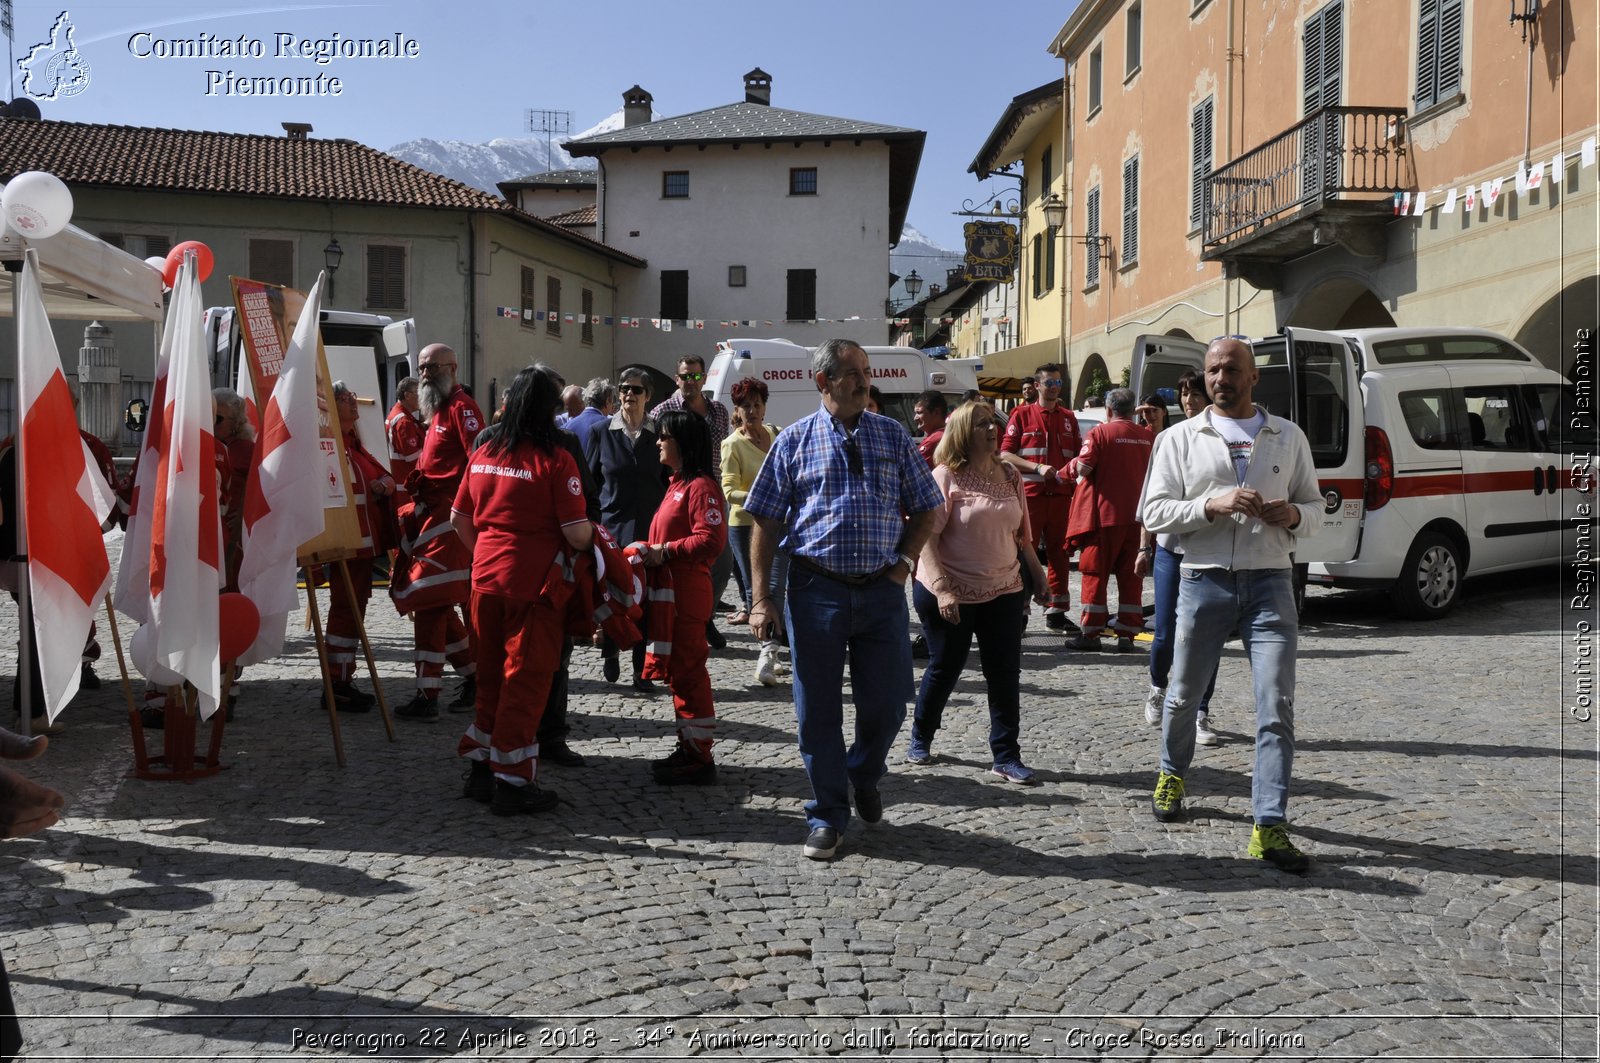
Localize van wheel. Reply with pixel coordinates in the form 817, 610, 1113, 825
1391, 532, 1462, 619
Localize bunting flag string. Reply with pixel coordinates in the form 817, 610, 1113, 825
1399, 135, 1594, 221
488, 308, 976, 331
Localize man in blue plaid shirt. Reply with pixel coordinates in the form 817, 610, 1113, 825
745, 339, 942, 861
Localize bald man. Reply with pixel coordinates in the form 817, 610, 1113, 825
1139, 337, 1322, 873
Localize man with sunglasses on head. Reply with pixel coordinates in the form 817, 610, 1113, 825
744, 339, 942, 861
652, 355, 734, 649
999, 363, 1083, 637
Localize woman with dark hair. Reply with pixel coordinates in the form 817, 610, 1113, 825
721, 376, 789, 684
866, 385, 885, 414
451, 364, 593, 816
1136, 392, 1169, 433
641, 409, 728, 785
587, 366, 667, 691
1136, 367, 1220, 745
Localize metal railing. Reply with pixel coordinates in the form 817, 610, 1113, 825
1203, 106, 1410, 248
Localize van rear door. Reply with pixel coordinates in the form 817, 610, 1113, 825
1129, 334, 1205, 400
1260, 328, 1365, 564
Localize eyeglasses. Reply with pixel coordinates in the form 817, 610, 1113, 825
1039, 378, 1063, 388
618, 384, 646, 395
1209, 334, 1251, 345
842, 434, 864, 475
678, 371, 705, 382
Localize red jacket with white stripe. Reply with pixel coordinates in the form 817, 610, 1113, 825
1001, 402, 1081, 499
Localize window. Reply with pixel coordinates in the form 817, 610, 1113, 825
1415, 0, 1464, 111
1126, 3, 1142, 77
581, 288, 594, 345
546, 275, 561, 335
248, 238, 294, 287
1088, 45, 1103, 114
1085, 186, 1101, 289
1302, 1, 1344, 195
1463, 385, 1532, 452
1398, 389, 1456, 449
789, 167, 817, 195
728, 265, 747, 287
365, 244, 406, 310
520, 266, 536, 328
100, 231, 173, 260
1190, 97, 1214, 231
662, 171, 689, 198
1530, 383, 1585, 454
786, 269, 816, 321
660, 270, 688, 321
1121, 155, 1140, 266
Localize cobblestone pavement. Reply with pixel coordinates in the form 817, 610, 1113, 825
1, 551, 1595, 1061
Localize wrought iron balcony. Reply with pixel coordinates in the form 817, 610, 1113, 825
1201, 105, 1410, 271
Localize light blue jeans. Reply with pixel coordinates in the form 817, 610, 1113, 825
1160, 567, 1297, 825
785, 565, 913, 832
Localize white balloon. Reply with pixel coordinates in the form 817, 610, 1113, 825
129, 624, 183, 687
0, 171, 73, 239
144, 255, 166, 271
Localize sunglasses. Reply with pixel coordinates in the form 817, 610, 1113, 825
678, 371, 705, 382
618, 384, 646, 395
1039, 378, 1063, 388
842, 434, 864, 475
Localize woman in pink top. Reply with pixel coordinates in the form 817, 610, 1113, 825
906, 402, 1050, 782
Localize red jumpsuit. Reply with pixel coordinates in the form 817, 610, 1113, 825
325, 431, 395, 683
398, 386, 483, 699
646, 474, 727, 763
451, 442, 588, 785
1001, 402, 1081, 616
386, 401, 425, 509
1066, 417, 1154, 636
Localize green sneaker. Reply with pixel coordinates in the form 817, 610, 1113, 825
1151, 772, 1185, 822
1249, 823, 1311, 873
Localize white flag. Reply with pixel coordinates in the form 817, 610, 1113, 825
1442, 188, 1458, 214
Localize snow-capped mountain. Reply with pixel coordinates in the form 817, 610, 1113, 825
386, 110, 640, 196
890, 225, 964, 308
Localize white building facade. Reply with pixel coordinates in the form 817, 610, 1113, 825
566, 71, 925, 374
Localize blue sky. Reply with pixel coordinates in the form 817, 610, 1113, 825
6, 0, 1076, 251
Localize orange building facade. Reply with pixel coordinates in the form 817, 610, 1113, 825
1048, 0, 1596, 402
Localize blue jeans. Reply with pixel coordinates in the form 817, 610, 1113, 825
785, 565, 913, 831
1149, 546, 1216, 710
729, 524, 789, 622
1160, 567, 1297, 825
911, 582, 1028, 764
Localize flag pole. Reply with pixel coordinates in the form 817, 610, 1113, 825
8, 256, 31, 737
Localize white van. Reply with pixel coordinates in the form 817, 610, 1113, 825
205, 306, 416, 409
1132, 327, 1585, 618
706, 338, 978, 433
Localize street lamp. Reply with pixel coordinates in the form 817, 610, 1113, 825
903, 270, 923, 300
1041, 192, 1066, 231
324, 237, 343, 300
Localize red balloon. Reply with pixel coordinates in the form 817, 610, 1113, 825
218, 592, 261, 661
163, 240, 215, 287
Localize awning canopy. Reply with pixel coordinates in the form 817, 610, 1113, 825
0, 222, 165, 322
979, 337, 1062, 381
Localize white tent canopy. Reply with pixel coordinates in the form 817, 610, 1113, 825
0, 221, 165, 322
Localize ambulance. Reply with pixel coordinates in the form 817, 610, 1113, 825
706, 338, 979, 432
1132, 327, 1586, 618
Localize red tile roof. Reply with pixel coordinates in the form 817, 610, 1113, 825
0, 117, 643, 265
547, 204, 597, 227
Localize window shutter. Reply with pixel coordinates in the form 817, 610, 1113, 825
660, 270, 688, 321
1435, 0, 1464, 101
248, 239, 294, 288
1044, 227, 1056, 290
581, 288, 595, 343
1190, 98, 1214, 230
1415, 0, 1439, 108
547, 275, 561, 334
366, 245, 406, 309
1122, 156, 1139, 265
1031, 233, 1043, 296
786, 269, 816, 321
1085, 188, 1101, 288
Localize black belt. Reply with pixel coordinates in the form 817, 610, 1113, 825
790, 553, 891, 587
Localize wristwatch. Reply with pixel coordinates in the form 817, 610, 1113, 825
897, 552, 918, 575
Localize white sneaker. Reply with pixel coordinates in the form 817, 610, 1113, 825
1196, 711, 1220, 746
755, 644, 779, 687
1144, 685, 1165, 727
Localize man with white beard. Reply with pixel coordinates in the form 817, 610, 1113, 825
392, 343, 483, 719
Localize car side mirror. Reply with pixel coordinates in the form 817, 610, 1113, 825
123, 397, 148, 433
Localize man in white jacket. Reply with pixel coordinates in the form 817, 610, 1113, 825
1139, 337, 1323, 873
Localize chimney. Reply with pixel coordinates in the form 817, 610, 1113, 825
622, 85, 654, 128
282, 121, 312, 140
743, 67, 771, 106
